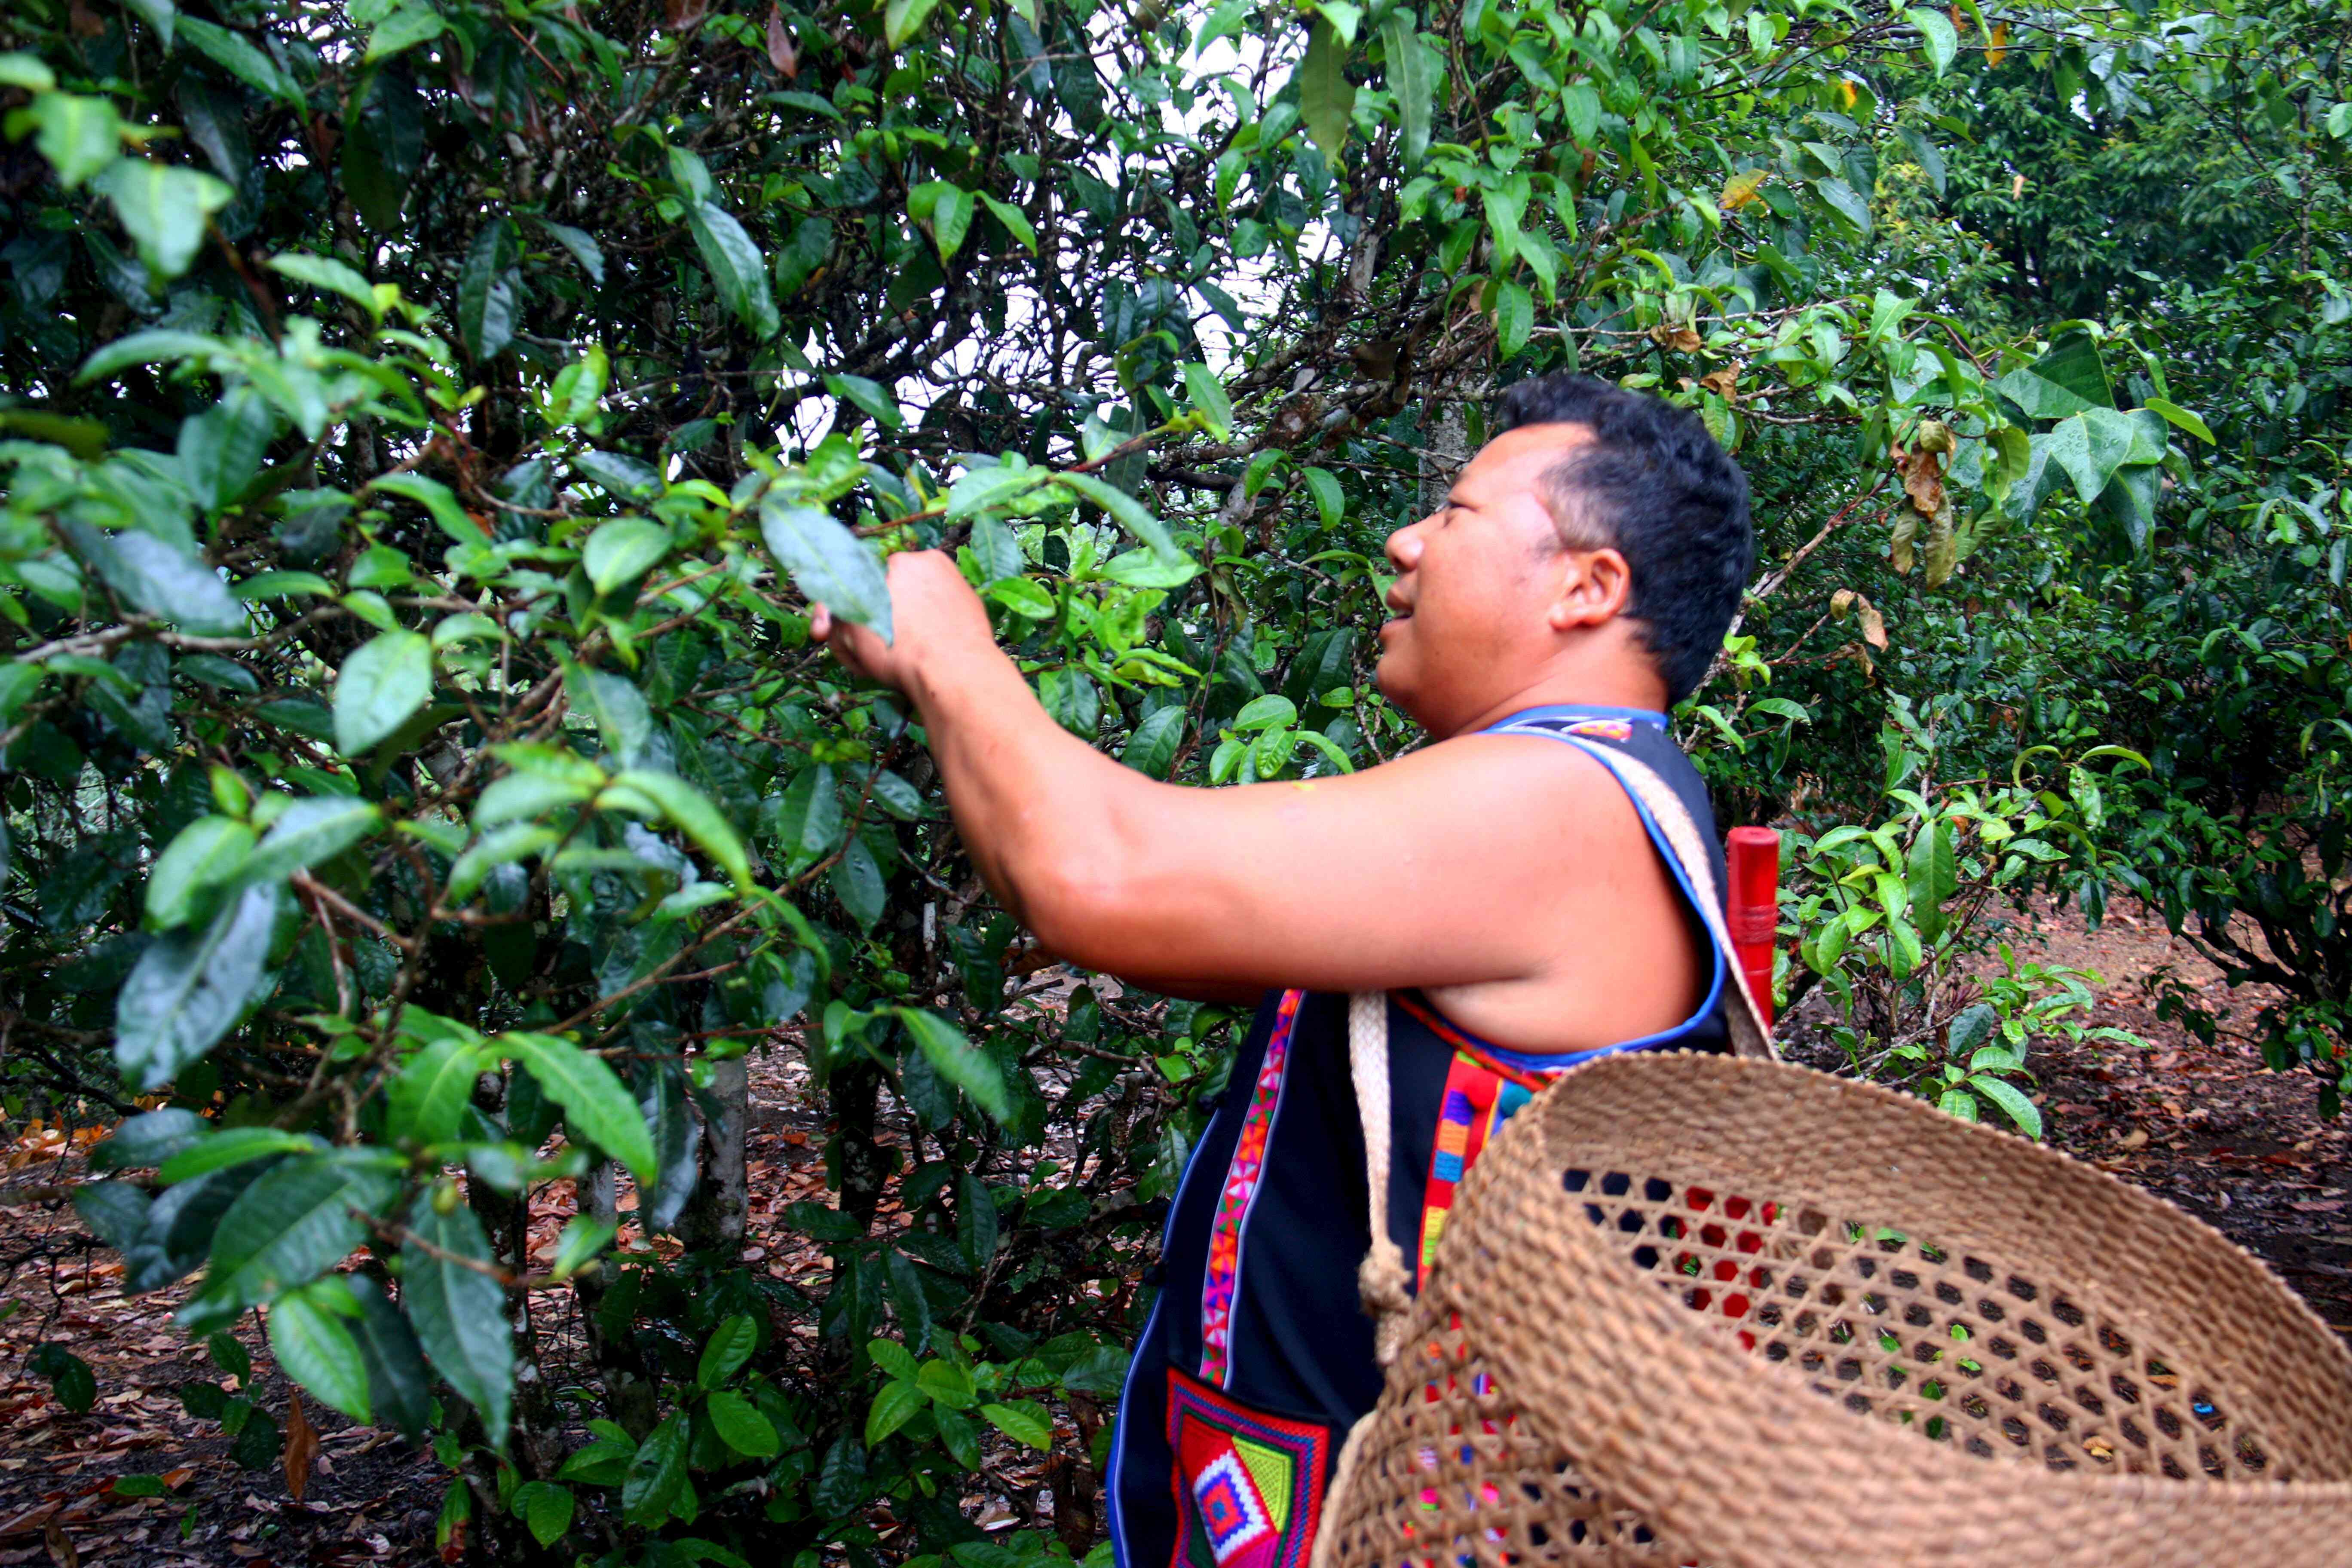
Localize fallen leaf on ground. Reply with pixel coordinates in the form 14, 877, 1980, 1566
283, 1394, 317, 1503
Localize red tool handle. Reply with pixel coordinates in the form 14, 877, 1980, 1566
1725, 827, 1781, 1030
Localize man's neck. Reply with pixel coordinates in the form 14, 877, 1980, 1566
1439, 659, 1672, 741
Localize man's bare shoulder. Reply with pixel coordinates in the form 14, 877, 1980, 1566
1341, 727, 1648, 846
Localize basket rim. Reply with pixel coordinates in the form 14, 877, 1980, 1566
1524, 1049, 2352, 1385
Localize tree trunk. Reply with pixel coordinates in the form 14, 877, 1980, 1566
679, 1054, 749, 1251
571, 1159, 660, 1439
830, 1060, 891, 1233
460, 1073, 562, 1565
1421, 398, 1470, 514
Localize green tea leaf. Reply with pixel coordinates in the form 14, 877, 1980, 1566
116, 885, 278, 1092
386, 1035, 484, 1147
884, 0, 942, 49
896, 1008, 1011, 1122
1054, 471, 1185, 562
145, 815, 255, 930
1182, 363, 1234, 441
500, 1032, 658, 1185
865, 1378, 928, 1445
512, 1482, 576, 1549
622, 1412, 689, 1525
30, 1345, 95, 1414
196, 1152, 399, 1316
1381, 15, 1435, 166
760, 498, 894, 641
979, 1399, 1053, 1452
457, 219, 519, 361
707, 1389, 782, 1457
267, 1289, 371, 1423
1968, 1074, 2043, 1140
1904, 6, 1957, 74
582, 518, 673, 595
30, 93, 122, 190
1298, 17, 1355, 156
177, 18, 304, 109
333, 630, 432, 756
607, 768, 753, 893
687, 201, 780, 340
401, 1192, 514, 1449
698, 1314, 757, 1390
240, 796, 384, 888
348, 1275, 432, 1443
158, 1127, 321, 1184
366, 6, 444, 61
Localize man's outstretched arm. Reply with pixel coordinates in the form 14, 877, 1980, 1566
814, 553, 1697, 1045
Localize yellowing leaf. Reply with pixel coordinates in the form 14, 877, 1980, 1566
1985, 21, 2008, 66
1719, 169, 1767, 211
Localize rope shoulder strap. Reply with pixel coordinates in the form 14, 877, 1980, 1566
1595, 746, 1776, 1063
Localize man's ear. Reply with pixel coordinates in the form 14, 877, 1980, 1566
1547, 546, 1633, 631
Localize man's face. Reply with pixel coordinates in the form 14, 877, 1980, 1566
1374, 425, 1588, 736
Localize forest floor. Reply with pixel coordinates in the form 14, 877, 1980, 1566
0, 900, 2341, 1567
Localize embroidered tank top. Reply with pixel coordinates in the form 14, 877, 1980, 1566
1106, 705, 1732, 1568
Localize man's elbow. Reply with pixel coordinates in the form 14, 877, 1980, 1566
1017, 854, 1152, 972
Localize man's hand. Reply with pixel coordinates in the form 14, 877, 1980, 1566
810, 549, 994, 693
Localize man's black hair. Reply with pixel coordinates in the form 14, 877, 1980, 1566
1492, 374, 1754, 705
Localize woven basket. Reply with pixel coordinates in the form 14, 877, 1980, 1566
1315, 1052, 2352, 1567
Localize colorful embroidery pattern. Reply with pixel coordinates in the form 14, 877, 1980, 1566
1563, 716, 1635, 742
1394, 995, 1563, 1289
1414, 1053, 1537, 1286
1168, 1368, 1329, 1568
1198, 989, 1305, 1387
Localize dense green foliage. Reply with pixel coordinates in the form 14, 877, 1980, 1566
0, 0, 2343, 1560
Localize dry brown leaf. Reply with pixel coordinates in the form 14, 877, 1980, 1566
1889, 508, 1920, 574
1858, 600, 1888, 650
39, 1519, 73, 1568
1896, 444, 1946, 521
766, 4, 800, 77
2012, 172, 2026, 199
0, 1505, 61, 1540
2119, 1128, 2150, 1150
282, 1393, 318, 1503
664, 0, 710, 30
1923, 500, 1957, 588
1698, 363, 1741, 401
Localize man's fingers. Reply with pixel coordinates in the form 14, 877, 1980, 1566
810, 603, 832, 640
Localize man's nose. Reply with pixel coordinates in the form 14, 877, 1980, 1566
1384, 518, 1427, 571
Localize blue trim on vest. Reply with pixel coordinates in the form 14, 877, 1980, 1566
1106, 1072, 1228, 1568
1489, 702, 1670, 728
1428, 710, 1726, 1072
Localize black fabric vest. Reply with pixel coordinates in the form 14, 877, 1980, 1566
1106, 706, 1730, 1568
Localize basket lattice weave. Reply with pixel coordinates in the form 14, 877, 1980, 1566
1317, 1053, 2352, 1567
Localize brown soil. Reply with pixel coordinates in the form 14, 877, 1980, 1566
0, 901, 2341, 1564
